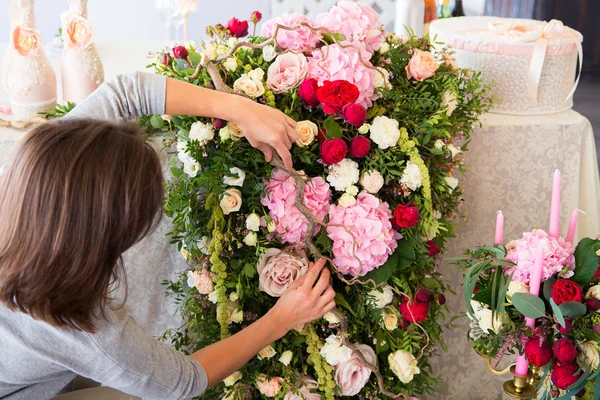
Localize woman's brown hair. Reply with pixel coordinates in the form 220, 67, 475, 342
0, 119, 164, 332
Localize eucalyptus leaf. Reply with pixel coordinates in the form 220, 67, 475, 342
549, 298, 565, 328
558, 301, 587, 318
543, 277, 556, 301
511, 293, 546, 319
323, 117, 343, 139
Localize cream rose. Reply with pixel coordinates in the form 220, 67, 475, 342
358, 124, 370, 134
189, 121, 215, 145
444, 176, 459, 192
441, 90, 458, 116
338, 193, 356, 207
223, 167, 246, 187
334, 344, 377, 396
434, 139, 445, 150
279, 350, 293, 366
223, 371, 243, 387
243, 231, 257, 247
383, 307, 399, 331
447, 144, 461, 158
370, 116, 401, 150
586, 285, 600, 301
295, 120, 317, 147
507, 281, 530, 299
374, 67, 392, 89
256, 375, 283, 398
262, 45, 276, 62
246, 213, 261, 231
368, 284, 394, 308
360, 170, 384, 194
223, 57, 238, 72
388, 350, 420, 383
320, 335, 353, 366
233, 70, 265, 98
220, 188, 242, 215
219, 126, 232, 141
256, 249, 309, 297
227, 123, 245, 140
400, 161, 422, 191
258, 345, 277, 360
578, 341, 600, 369
405, 49, 439, 81
267, 53, 309, 94
323, 311, 341, 324
379, 42, 390, 54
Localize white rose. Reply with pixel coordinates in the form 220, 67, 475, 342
586, 285, 600, 301
176, 141, 193, 163
346, 185, 359, 197
578, 341, 600, 369
183, 160, 201, 178
358, 124, 370, 134
400, 161, 422, 191
388, 350, 420, 383
227, 37, 238, 48
507, 281, 529, 299
434, 139, 445, 150
338, 193, 356, 207
226, 123, 245, 140
368, 284, 394, 308
223, 167, 246, 187
477, 308, 504, 333
220, 188, 242, 215
223, 57, 238, 72
360, 170, 384, 194
295, 120, 317, 147
233, 75, 265, 98
323, 311, 341, 324
219, 126, 232, 141
373, 67, 392, 89
189, 121, 215, 145
216, 44, 229, 56
379, 42, 390, 54
326, 159, 360, 192
447, 144, 461, 158
246, 213, 261, 231
383, 308, 399, 331
229, 292, 239, 302
243, 231, 258, 247
370, 116, 401, 149
320, 335, 353, 366
223, 371, 243, 387
198, 236, 210, 255
262, 45, 276, 62
248, 68, 265, 82
208, 290, 218, 303
257, 345, 277, 360
444, 176, 459, 192
440, 91, 458, 116
267, 219, 276, 233
217, 299, 244, 324
279, 350, 293, 366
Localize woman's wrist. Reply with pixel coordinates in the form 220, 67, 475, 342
264, 307, 293, 339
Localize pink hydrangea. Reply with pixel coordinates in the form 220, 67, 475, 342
308, 43, 378, 109
261, 169, 331, 245
316, 0, 384, 55
327, 191, 401, 277
504, 229, 576, 284
261, 13, 321, 53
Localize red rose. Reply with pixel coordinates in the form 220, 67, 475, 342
552, 279, 583, 305
400, 299, 429, 323
399, 318, 411, 329
172, 45, 189, 60
393, 204, 420, 229
556, 318, 573, 334
316, 80, 360, 115
321, 138, 348, 165
226, 17, 249, 38
426, 240, 440, 257
349, 136, 371, 158
317, 128, 327, 144
343, 104, 367, 127
553, 338, 578, 364
415, 288, 433, 303
524, 336, 553, 367
161, 53, 172, 65
438, 294, 446, 305
213, 118, 227, 130
298, 78, 320, 107
250, 11, 262, 23
587, 297, 600, 312
551, 362, 583, 390
594, 262, 600, 278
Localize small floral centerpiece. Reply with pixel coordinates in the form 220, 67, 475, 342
142, 1, 490, 398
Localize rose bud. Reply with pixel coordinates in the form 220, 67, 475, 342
349, 136, 371, 158
438, 294, 446, 305
172, 45, 189, 60
400, 299, 429, 323
587, 297, 600, 312
552, 279, 583, 305
576, 389, 586, 398
393, 204, 420, 229
523, 336, 553, 367
473, 287, 479, 295
213, 118, 227, 130
317, 127, 327, 144
226, 17, 249, 38
551, 362, 583, 390
556, 318, 573, 334
343, 104, 367, 127
553, 338, 578, 364
250, 10, 262, 23
161, 53, 172, 65
298, 78, 320, 107
415, 288, 433, 304
320, 138, 348, 165
593, 325, 600, 333
426, 240, 440, 257
399, 317, 411, 329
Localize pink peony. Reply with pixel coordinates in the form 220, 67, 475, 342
256, 375, 283, 397
308, 43, 378, 109
188, 269, 214, 294
405, 49, 439, 81
334, 344, 377, 396
284, 376, 321, 400
504, 229, 575, 284
327, 192, 401, 276
257, 249, 309, 297
316, 0, 384, 55
267, 53, 309, 94
261, 14, 321, 53
261, 169, 331, 245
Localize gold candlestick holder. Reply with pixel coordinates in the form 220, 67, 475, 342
503, 366, 536, 399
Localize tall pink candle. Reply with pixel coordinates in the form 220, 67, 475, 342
566, 209, 580, 244
495, 211, 504, 245
548, 169, 561, 239
515, 246, 545, 377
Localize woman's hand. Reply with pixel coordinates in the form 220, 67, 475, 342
268, 258, 336, 333
230, 97, 298, 169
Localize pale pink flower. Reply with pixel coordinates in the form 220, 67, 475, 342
308, 43, 378, 109
316, 0, 384, 55
257, 249, 309, 297
267, 53, 309, 94
327, 192, 400, 276
11, 25, 41, 56
284, 376, 321, 400
405, 49, 439, 81
261, 14, 321, 53
61, 11, 95, 49
334, 344, 377, 396
256, 375, 283, 397
261, 169, 331, 245
504, 229, 575, 284
188, 269, 214, 294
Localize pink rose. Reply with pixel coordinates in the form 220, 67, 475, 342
11, 25, 42, 56
261, 14, 321, 53
405, 49, 439, 81
187, 270, 214, 294
284, 376, 321, 400
256, 375, 283, 397
334, 344, 377, 396
257, 249, 309, 297
61, 11, 95, 49
267, 53, 309, 94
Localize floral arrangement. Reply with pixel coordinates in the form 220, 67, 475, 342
141, 2, 490, 398
459, 229, 600, 399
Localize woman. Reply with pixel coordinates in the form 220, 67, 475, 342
0, 72, 336, 399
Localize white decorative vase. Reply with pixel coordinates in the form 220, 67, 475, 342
395, 0, 425, 37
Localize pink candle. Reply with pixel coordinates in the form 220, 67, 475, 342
566, 209, 581, 244
548, 169, 561, 239
495, 211, 504, 245
515, 246, 545, 377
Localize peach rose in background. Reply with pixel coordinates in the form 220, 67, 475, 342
256, 375, 283, 397
257, 249, 309, 297
295, 120, 317, 147
405, 49, 439, 81
267, 53, 309, 94
61, 11, 95, 49
334, 344, 377, 396
220, 188, 242, 215
11, 25, 41, 56
186, 270, 214, 294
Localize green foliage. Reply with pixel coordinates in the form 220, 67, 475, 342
40, 102, 76, 118
511, 293, 546, 319
572, 238, 600, 285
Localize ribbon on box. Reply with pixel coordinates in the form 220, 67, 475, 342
488, 19, 583, 104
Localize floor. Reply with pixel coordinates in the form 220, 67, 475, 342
572, 72, 600, 170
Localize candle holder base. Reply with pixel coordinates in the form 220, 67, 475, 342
503, 366, 536, 399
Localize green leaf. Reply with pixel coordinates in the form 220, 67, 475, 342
243, 262, 256, 278
550, 298, 565, 328
558, 301, 587, 318
364, 249, 400, 285
396, 238, 416, 271
334, 293, 357, 317
150, 114, 164, 129
316, 229, 333, 254
323, 117, 343, 139
572, 238, 600, 286
421, 277, 441, 290
290, 335, 305, 346
374, 329, 389, 354
511, 293, 546, 319
472, 285, 493, 306
594, 372, 600, 400
543, 277, 556, 301
188, 50, 201, 66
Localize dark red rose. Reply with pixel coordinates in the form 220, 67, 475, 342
553, 338, 578, 364
594, 262, 600, 278
587, 297, 600, 312
552, 279, 583, 305
161, 53, 172, 65
172, 45, 189, 60
551, 362, 583, 390
594, 325, 600, 333
426, 240, 440, 257
316, 80, 360, 115
393, 204, 420, 229
298, 78, 320, 107
399, 318, 411, 329
438, 294, 446, 305
349, 136, 371, 158
226, 17, 249, 38
524, 336, 553, 367
556, 318, 573, 334
250, 11, 262, 23
473, 287, 479, 295
415, 288, 432, 303
213, 118, 227, 130
320, 138, 348, 165
576, 389, 587, 398
400, 299, 429, 323
343, 104, 367, 127
317, 128, 327, 144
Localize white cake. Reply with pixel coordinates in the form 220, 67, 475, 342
430, 16, 583, 115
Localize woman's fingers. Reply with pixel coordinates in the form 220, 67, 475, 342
259, 144, 273, 163
317, 287, 336, 309
272, 141, 293, 170
321, 300, 336, 314
302, 258, 326, 290
311, 267, 331, 299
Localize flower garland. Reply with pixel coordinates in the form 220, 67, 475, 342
398, 127, 432, 212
